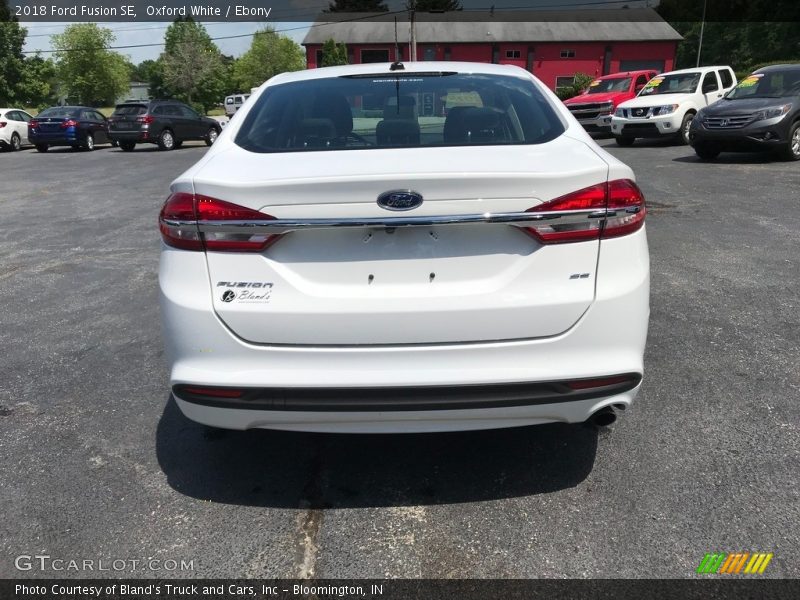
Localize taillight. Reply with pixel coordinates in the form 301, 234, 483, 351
0, 122, 6, 128
159, 193, 202, 251
159, 193, 281, 252
29, 119, 39, 128
603, 179, 647, 238
523, 178, 645, 244
61, 119, 78, 128
137, 115, 154, 124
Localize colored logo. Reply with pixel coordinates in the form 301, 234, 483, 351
377, 190, 423, 211
696, 552, 773, 575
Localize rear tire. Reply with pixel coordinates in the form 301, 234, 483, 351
205, 127, 219, 146
10, 132, 21, 151
694, 143, 721, 161
614, 135, 635, 147
119, 141, 136, 152
36, 144, 48, 153
779, 121, 800, 161
158, 129, 175, 151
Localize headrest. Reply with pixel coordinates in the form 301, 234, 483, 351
384, 96, 417, 119
310, 93, 353, 137
376, 119, 421, 146
443, 107, 506, 144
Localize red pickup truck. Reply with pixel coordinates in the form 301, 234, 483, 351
563, 70, 658, 134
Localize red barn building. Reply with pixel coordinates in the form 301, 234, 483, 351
302, 9, 682, 92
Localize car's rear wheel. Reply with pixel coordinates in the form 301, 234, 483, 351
779, 121, 800, 161
36, 144, 48, 153
119, 141, 136, 151
205, 127, 219, 146
614, 135, 635, 147
678, 112, 694, 145
694, 143, 720, 161
158, 129, 175, 151
10, 132, 21, 151
83, 133, 95, 151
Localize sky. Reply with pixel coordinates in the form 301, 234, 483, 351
20, 0, 656, 64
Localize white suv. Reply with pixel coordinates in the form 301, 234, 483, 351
159, 62, 650, 433
611, 66, 736, 146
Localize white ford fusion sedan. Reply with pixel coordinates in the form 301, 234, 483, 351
159, 62, 649, 433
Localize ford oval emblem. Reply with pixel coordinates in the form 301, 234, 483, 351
377, 190, 423, 211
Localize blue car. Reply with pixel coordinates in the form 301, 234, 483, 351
28, 106, 111, 152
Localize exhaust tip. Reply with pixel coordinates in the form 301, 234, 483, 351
589, 407, 617, 428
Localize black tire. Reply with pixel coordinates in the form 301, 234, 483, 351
157, 129, 176, 151
36, 144, 48, 153
779, 121, 800, 161
694, 143, 721, 161
83, 133, 95, 151
677, 112, 695, 145
205, 126, 220, 146
10, 132, 21, 151
614, 135, 635, 147
119, 141, 136, 152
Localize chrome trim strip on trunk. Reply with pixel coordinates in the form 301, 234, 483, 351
166, 208, 639, 235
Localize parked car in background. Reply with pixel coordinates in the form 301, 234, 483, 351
689, 64, 800, 161
28, 106, 110, 152
108, 100, 221, 151
563, 70, 658, 134
159, 62, 650, 434
611, 66, 737, 146
224, 94, 250, 117
0, 108, 33, 151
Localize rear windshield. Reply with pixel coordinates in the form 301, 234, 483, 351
727, 69, 800, 99
638, 73, 700, 96
235, 72, 565, 153
587, 77, 631, 93
113, 104, 148, 116
38, 107, 80, 118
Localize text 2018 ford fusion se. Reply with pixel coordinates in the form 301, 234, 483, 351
159, 62, 650, 433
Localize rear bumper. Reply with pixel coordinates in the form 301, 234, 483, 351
28, 132, 80, 146
160, 227, 650, 432
109, 130, 150, 142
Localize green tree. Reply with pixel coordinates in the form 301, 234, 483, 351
160, 19, 226, 111
320, 39, 348, 67
555, 72, 594, 101
18, 54, 58, 108
233, 28, 305, 90
51, 24, 130, 106
407, 0, 462, 10
0, 11, 28, 105
326, 0, 388, 12
657, 1, 800, 72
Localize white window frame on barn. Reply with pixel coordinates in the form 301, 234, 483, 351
560, 49, 576, 58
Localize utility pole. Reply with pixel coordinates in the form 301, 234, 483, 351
696, 0, 707, 68
409, 0, 417, 62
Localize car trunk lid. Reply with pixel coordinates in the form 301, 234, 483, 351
193, 139, 609, 345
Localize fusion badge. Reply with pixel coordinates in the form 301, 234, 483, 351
217, 282, 273, 304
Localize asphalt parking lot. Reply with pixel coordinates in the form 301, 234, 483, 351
0, 138, 798, 579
